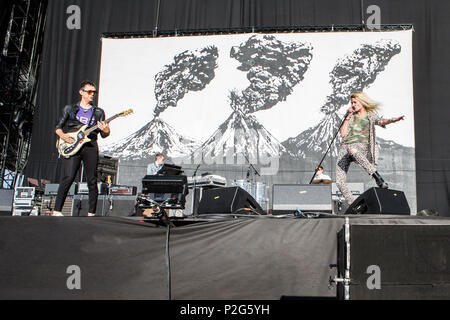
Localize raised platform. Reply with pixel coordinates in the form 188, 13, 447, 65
0, 214, 449, 300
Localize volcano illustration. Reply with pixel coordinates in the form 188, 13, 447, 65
194, 109, 285, 164
283, 39, 403, 158
102, 117, 200, 160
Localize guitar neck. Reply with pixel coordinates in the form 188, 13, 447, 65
84, 114, 119, 135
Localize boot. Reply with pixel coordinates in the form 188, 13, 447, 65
372, 171, 388, 189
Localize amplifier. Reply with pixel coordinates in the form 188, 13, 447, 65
14, 187, 35, 207
70, 195, 136, 216
104, 195, 136, 217
272, 184, 332, 214
72, 195, 107, 216
0, 189, 14, 216
109, 185, 137, 196
77, 182, 108, 195
44, 183, 77, 196
12, 207, 40, 216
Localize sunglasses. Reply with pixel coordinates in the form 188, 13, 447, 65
82, 89, 97, 96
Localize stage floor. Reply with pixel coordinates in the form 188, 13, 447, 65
1, 214, 449, 300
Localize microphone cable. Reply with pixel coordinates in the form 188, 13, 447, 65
165, 212, 172, 300
137, 195, 173, 300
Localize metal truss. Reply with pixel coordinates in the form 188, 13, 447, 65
103, 24, 414, 39
0, 0, 47, 189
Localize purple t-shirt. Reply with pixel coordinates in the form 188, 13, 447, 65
76, 106, 95, 126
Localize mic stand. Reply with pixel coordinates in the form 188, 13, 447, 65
242, 152, 260, 180
191, 164, 200, 217
309, 113, 349, 184
249, 163, 260, 177
242, 152, 260, 201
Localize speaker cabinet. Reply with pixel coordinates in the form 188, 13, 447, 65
77, 182, 109, 195
197, 187, 263, 215
0, 189, 14, 216
103, 195, 136, 217
337, 224, 450, 299
345, 187, 410, 215
41, 195, 74, 216
272, 184, 332, 214
72, 195, 107, 216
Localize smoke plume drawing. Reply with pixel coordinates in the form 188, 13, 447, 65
196, 35, 313, 163
153, 46, 219, 117
283, 39, 402, 158
104, 45, 218, 159
229, 34, 313, 114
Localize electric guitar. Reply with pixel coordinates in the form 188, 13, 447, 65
56, 109, 133, 158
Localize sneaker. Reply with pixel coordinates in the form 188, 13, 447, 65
52, 212, 64, 217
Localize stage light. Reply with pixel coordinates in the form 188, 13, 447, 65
18, 119, 27, 131
13, 108, 23, 126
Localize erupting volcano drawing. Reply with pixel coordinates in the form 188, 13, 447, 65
282, 40, 402, 158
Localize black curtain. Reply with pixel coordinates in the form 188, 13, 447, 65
25, 0, 450, 216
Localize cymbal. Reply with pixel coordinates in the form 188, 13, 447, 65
312, 179, 333, 184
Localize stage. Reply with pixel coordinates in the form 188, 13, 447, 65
1, 214, 450, 300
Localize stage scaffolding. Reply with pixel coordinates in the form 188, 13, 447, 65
0, 0, 47, 189
102, 24, 413, 39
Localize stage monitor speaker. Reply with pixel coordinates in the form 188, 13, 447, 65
0, 189, 14, 216
197, 186, 264, 215
103, 195, 136, 217
272, 184, 332, 214
345, 187, 410, 215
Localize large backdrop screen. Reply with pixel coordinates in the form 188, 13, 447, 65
98, 30, 415, 213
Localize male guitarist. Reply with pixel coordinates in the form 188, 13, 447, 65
52, 80, 110, 216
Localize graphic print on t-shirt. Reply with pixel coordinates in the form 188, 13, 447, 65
76, 106, 95, 126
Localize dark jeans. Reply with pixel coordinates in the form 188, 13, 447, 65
55, 141, 99, 213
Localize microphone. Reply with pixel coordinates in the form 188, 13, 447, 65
344, 106, 356, 117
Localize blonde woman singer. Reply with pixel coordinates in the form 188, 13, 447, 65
336, 92, 405, 205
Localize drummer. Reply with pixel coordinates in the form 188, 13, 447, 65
312, 165, 332, 184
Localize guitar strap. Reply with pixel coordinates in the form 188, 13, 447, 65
87, 106, 97, 130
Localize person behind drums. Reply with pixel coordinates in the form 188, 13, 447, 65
312, 165, 332, 184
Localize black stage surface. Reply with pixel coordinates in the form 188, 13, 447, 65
1, 214, 450, 300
